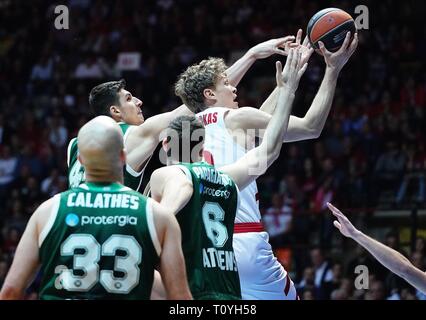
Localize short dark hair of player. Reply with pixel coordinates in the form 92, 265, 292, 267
166, 115, 205, 163
89, 79, 126, 116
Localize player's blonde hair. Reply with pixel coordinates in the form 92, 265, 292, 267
175, 57, 228, 113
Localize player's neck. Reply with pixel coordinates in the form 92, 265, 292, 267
210, 103, 234, 109
85, 171, 123, 184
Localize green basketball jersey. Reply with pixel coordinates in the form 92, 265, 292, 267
175, 162, 241, 300
38, 182, 160, 300
67, 123, 145, 191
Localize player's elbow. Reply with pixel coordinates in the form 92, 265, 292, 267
301, 119, 322, 139
268, 144, 282, 162
303, 126, 321, 139
310, 128, 321, 139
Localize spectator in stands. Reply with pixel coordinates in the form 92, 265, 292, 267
40, 168, 66, 197
0, 146, 18, 200
296, 266, 315, 297
365, 280, 386, 300
310, 247, 334, 299
374, 141, 407, 193
262, 193, 293, 247
396, 143, 425, 206
30, 55, 54, 81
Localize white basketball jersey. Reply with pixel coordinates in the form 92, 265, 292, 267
197, 107, 261, 223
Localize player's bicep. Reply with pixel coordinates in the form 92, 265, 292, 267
1, 215, 40, 298
150, 169, 167, 203
161, 168, 193, 214
154, 208, 191, 299
150, 167, 193, 214
125, 124, 159, 171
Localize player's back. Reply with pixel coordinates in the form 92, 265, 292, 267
67, 122, 144, 191
38, 182, 160, 300
175, 162, 241, 300
196, 107, 261, 223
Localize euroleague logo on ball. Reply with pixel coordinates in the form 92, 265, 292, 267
327, 16, 335, 24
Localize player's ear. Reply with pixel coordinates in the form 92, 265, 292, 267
203, 88, 215, 100
109, 105, 121, 119
162, 137, 169, 153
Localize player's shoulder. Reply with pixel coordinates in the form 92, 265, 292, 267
153, 165, 187, 179
224, 106, 261, 129
32, 194, 62, 230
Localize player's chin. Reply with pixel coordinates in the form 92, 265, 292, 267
233, 101, 239, 108
137, 114, 145, 123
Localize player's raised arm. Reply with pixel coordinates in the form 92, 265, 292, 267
150, 200, 192, 300
0, 198, 54, 299
150, 166, 194, 215
125, 105, 192, 172
327, 202, 426, 294
261, 31, 358, 142
221, 48, 307, 190
227, 30, 358, 143
226, 35, 297, 87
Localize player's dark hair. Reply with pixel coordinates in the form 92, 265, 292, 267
166, 115, 205, 163
89, 79, 126, 116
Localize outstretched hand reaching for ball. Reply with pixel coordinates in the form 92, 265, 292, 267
248, 36, 298, 59
293, 29, 315, 66
327, 202, 360, 239
319, 32, 358, 73
276, 48, 308, 92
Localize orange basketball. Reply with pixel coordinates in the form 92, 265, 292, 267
307, 8, 356, 53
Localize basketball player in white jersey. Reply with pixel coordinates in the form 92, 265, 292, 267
67, 35, 298, 191
66, 35, 297, 299
174, 30, 358, 299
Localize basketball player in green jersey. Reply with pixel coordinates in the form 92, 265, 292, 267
150, 48, 307, 299
0, 116, 192, 300
67, 36, 299, 191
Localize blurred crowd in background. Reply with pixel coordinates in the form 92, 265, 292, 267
0, 0, 425, 299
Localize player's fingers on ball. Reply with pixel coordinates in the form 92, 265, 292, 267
302, 35, 309, 47
341, 31, 351, 51
350, 33, 359, 52
318, 41, 327, 55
